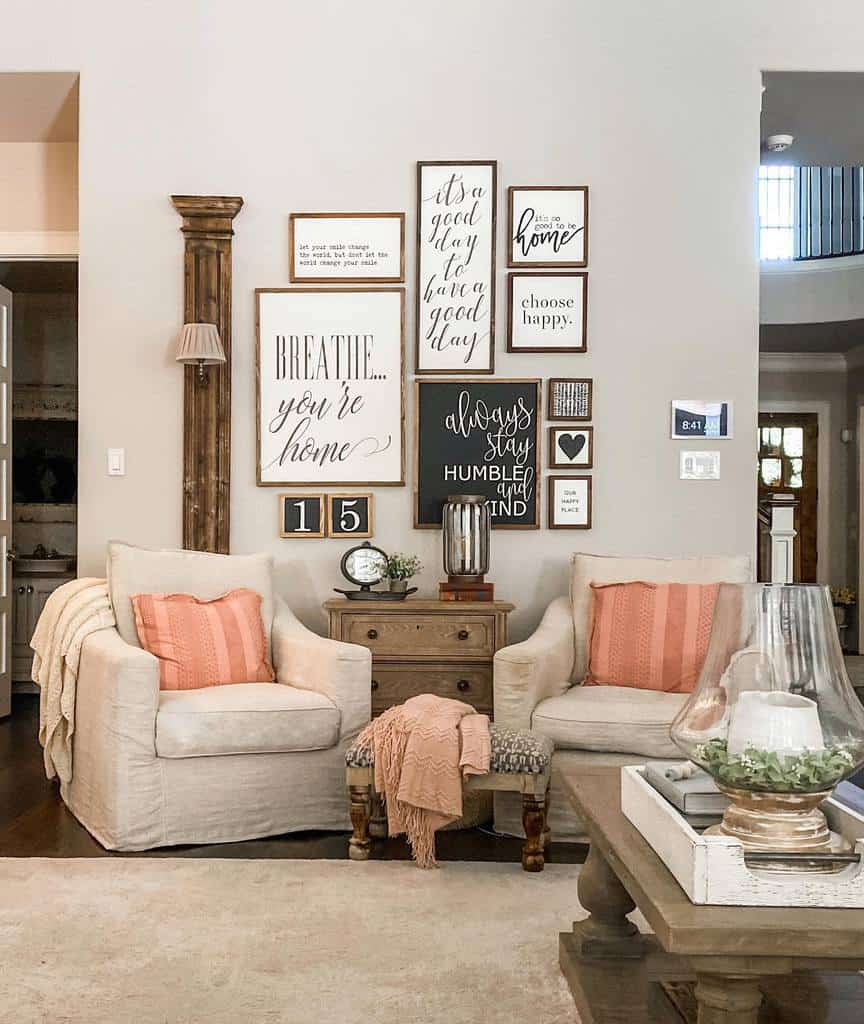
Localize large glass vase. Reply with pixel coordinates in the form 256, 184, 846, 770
670, 583, 864, 858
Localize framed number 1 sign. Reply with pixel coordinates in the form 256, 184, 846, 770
280, 494, 326, 538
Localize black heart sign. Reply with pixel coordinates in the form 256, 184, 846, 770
558, 433, 586, 461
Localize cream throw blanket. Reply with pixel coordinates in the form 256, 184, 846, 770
31, 577, 116, 783
356, 693, 491, 868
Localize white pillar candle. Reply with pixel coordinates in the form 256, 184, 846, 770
727, 691, 825, 756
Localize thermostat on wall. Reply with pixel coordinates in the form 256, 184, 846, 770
680, 450, 720, 480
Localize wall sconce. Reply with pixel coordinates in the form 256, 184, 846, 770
175, 322, 225, 384
841, 428, 855, 445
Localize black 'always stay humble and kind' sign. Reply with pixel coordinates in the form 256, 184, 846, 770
414, 379, 540, 529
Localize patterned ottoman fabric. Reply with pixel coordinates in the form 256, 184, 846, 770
345, 724, 552, 775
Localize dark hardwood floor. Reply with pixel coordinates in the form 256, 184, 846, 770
0, 695, 587, 864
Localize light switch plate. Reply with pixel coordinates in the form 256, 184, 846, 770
107, 448, 125, 476
680, 450, 720, 480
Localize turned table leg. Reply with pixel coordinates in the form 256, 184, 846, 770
694, 974, 762, 1024
349, 785, 372, 861
570, 841, 641, 958
522, 793, 546, 872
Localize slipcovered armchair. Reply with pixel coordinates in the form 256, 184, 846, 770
493, 553, 751, 840
63, 542, 371, 851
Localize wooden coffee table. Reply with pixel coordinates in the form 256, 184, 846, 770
559, 766, 864, 1023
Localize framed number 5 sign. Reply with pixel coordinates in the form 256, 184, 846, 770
327, 494, 373, 538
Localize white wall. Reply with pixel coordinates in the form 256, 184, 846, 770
2, 0, 862, 638
0, 141, 77, 256
761, 256, 864, 324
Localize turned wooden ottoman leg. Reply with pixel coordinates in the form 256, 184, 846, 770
369, 790, 388, 839
543, 785, 552, 849
349, 785, 372, 861
522, 793, 546, 872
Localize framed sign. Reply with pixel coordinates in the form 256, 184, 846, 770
507, 273, 587, 353
256, 288, 405, 487
280, 494, 326, 538
416, 160, 497, 374
548, 426, 593, 469
547, 378, 593, 422
508, 186, 588, 268
671, 400, 733, 440
548, 476, 592, 530
327, 493, 373, 537
414, 379, 540, 529
289, 213, 404, 283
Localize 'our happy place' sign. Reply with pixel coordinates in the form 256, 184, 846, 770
414, 379, 540, 529
257, 288, 404, 486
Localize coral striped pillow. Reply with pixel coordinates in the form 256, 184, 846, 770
131, 588, 275, 691
585, 581, 719, 693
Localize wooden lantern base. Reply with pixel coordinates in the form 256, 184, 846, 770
439, 579, 495, 602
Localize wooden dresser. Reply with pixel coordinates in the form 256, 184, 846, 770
324, 598, 514, 717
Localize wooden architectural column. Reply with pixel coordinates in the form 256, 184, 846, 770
171, 195, 243, 553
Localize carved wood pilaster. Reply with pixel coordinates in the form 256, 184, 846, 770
171, 195, 243, 553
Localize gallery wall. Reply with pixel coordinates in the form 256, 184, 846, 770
2, 0, 864, 638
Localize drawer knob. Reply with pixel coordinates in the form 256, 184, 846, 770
457, 679, 471, 692
367, 629, 378, 640
371, 679, 379, 691
458, 629, 470, 641
16, 586, 24, 594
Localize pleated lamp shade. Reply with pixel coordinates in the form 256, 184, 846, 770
175, 323, 225, 367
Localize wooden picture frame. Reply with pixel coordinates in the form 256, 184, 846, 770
548, 475, 592, 530
289, 212, 405, 284
256, 287, 405, 487
548, 426, 593, 469
507, 272, 588, 353
507, 186, 589, 268
547, 378, 593, 422
415, 160, 497, 375
327, 493, 373, 538
413, 378, 541, 530
279, 493, 326, 538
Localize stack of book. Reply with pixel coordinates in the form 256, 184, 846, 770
643, 762, 728, 830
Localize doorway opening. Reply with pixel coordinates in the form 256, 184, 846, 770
0, 261, 78, 704
758, 71, 864, 656
0, 71, 78, 718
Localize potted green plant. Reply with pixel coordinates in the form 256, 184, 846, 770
386, 553, 422, 593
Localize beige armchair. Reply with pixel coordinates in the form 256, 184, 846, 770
493, 553, 751, 840
64, 542, 371, 851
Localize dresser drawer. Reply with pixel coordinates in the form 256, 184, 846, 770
371, 664, 493, 715
344, 613, 496, 659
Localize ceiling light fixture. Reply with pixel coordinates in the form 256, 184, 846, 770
765, 133, 795, 153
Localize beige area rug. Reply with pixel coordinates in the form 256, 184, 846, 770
0, 858, 584, 1024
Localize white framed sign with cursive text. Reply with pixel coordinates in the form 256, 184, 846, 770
256, 288, 405, 486
415, 160, 497, 374
507, 186, 588, 268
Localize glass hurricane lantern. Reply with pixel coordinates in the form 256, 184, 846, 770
670, 583, 864, 860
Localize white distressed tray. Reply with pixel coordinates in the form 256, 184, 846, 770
621, 765, 864, 907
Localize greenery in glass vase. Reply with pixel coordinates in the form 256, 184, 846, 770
385, 553, 422, 582
696, 738, 854, 793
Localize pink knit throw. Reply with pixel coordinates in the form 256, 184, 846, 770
356, 694, 491, 868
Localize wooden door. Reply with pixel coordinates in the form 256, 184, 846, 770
0, 287, 11, 715
758, 413, 818, 583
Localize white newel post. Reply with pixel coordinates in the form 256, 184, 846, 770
769, 502, 797, 584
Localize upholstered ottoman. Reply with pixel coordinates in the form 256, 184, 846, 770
345, 726, 553, 871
